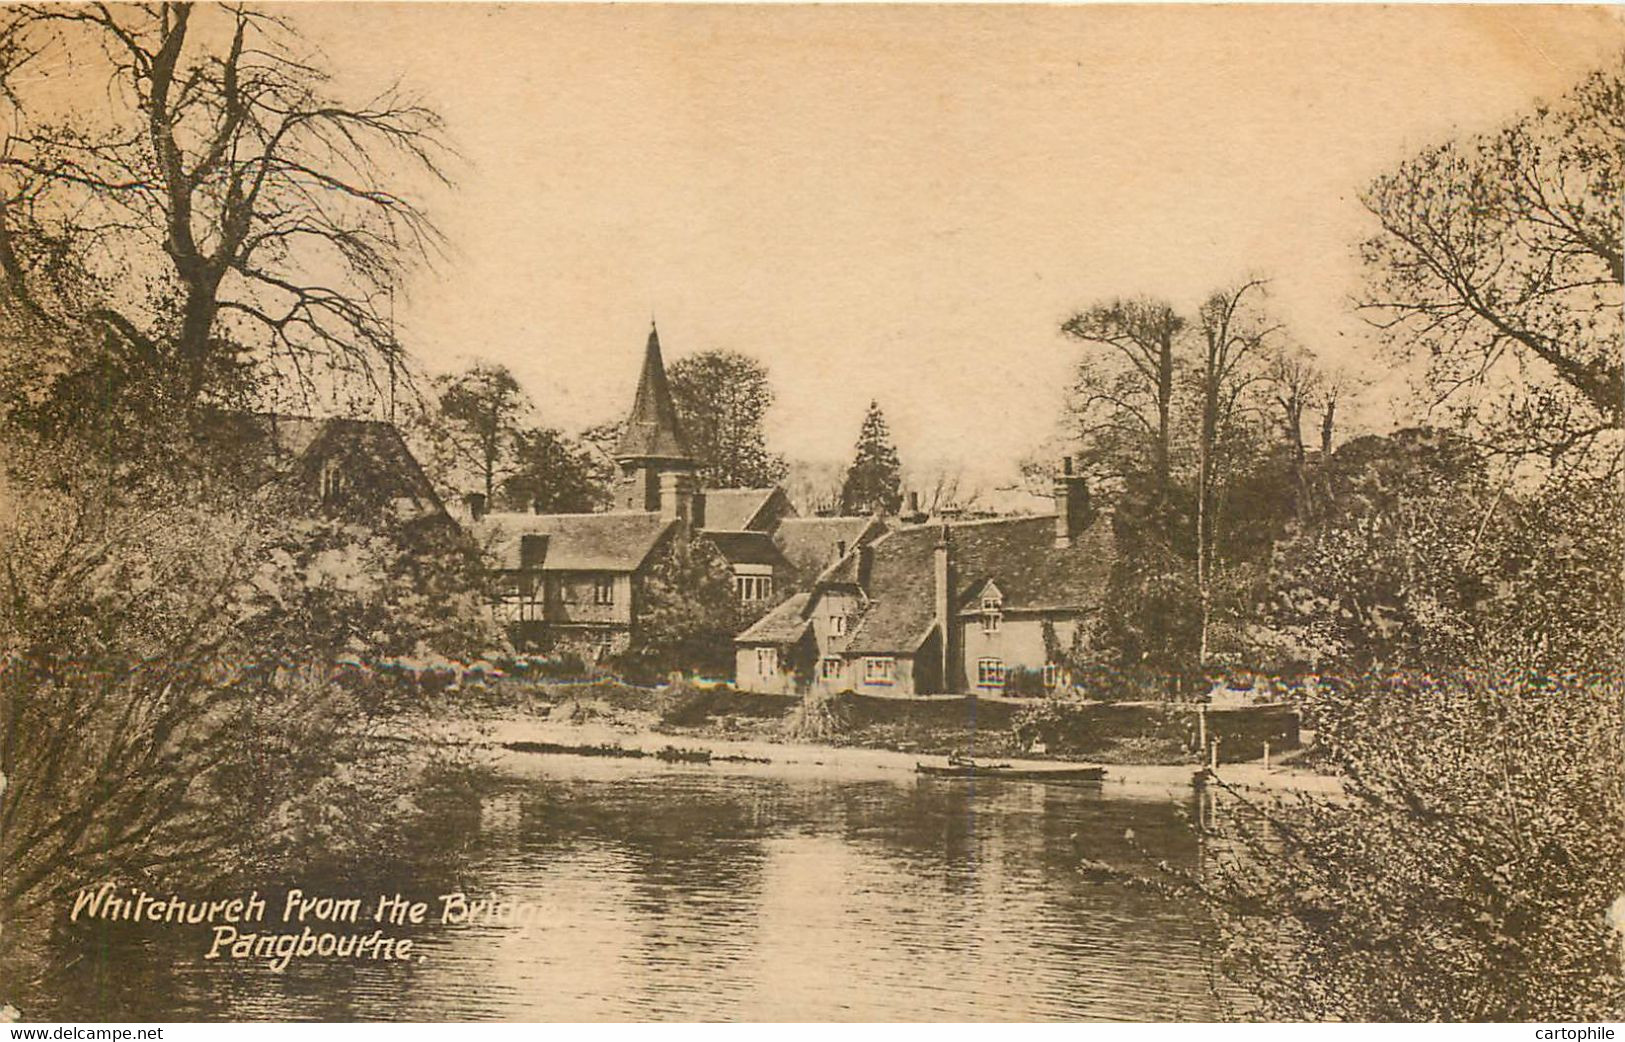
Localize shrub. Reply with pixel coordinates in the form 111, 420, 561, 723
783, 689, 857, 741
1002, 666, 1048, 698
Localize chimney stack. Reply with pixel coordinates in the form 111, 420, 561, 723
659, 470, 696, 524
901, 491, 927, 525
464, 492, 488, 522
520, 533, 550, 570
1053, 458, 1089, 548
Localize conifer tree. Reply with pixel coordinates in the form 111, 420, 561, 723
839, 400, 903, 516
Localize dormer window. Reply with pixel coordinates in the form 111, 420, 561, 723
980, 592, 1003, 635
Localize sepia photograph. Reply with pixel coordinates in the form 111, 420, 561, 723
0, 0, 1622, 1025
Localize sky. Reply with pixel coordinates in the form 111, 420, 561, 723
291, 3, 1623, 484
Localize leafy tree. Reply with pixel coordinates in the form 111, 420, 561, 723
498, 426, 612, 514
1164, 667, 1624, 1021
1252, 429, 1492, 672
839, 400, 903, 516
1061, 297, 1185, 496
1360, 65, 1623, 467
667, 350, 787, 489
427, 362, 529, 501
0, 4, 449, 413
624, 530, 743, 678
0, 426, 496, 1002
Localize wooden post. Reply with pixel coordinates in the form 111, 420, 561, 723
1263, 740, 1271, 771
1210, 736, 1220, 770
1197, 704, 1207, 754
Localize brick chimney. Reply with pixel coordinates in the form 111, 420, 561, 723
934, 524, 953, 692
1052, 458, 1089, 548
900, 491, 927, 525
659, 471, 697, 524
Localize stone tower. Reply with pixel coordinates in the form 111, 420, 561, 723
613, 322, 698, 520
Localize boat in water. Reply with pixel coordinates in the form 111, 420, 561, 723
915, 758, 1106, 783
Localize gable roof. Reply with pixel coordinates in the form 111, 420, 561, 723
735, 592, 813, 645
476, 511, 676, 572
833, 515, 1115, 655
194, 410, 447, 521
701, 488, 787, 532
772, 516, 887, 579
614, 324, 692, 462
703, 529, 786, 568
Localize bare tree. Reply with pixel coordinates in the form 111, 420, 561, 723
1195, 278, 1277, 666
1360, 65, 1623, 465
0, 3, 451, 412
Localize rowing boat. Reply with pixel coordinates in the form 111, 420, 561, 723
915, 761, 1106, 782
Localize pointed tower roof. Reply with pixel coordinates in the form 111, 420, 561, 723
615, 322, 692, 462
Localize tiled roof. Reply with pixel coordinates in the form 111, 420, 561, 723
700, 488, 783, 532
703, 529, 786, 567
614, 325, 692, 462
476, 511, 676, 572
772, 516, 886, 579
839, 526, 940, 654
942, 514, 1115, 613
836, 515, 1114, 654
736, 593, 812, 644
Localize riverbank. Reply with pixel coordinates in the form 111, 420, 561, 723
421, 707, 1341, 798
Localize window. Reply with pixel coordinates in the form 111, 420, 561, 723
318, 459, 348, 504
1043, 663, 1066, 689
863, 657, 895, 685
756, 647, 779, 677
593, 577, 615, 605
820, 657, 844, 681
735, 575, 773, 603
980, 592, 1003, 634
494, 573, 541, 622
829, 614, 847, 636
977, 658, 1006, 689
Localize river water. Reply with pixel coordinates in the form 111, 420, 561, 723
42, 754, 1236, 1021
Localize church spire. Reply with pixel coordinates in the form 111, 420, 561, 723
614, 321, 691, 463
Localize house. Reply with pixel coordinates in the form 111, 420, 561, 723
474, 323, 872, 657
196, 410, 451, 532
479, 511, 679, 657
735, 461, 1112, 696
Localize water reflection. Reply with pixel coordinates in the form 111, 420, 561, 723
43, 757, 1228, 1021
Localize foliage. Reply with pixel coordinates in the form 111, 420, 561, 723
1001, 666, 1048, 698
425, 362, 529, 500
1176, 669, 1624, 1020
1061, 296, 1185, 491
839, 400, 903, 516
784, 689, 858, 741
625, 530, 744, 678
667, 350, 788, 489
499, 425, 612, 514
1360, 65, 1623, 467
0, 424, 495, 996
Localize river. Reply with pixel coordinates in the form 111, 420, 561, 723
40, 753, 1238, 1021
